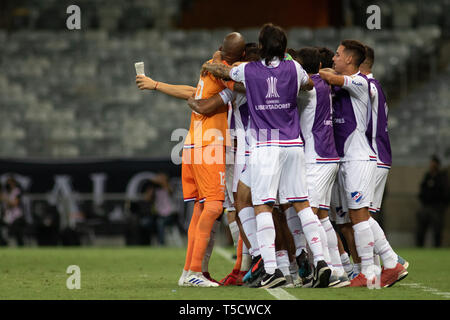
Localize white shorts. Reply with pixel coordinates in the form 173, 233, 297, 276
233, 151, 250, 193
250, 144, 308, 206
338, 160, 376, 210
306, 162, 339, 210
329, 171, 351, 224
369, 166, 389, 214
224, 162, 235, 211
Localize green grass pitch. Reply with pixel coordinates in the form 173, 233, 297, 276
0, 247, 449, 300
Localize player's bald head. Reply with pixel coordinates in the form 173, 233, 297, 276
221, 32, 246, 65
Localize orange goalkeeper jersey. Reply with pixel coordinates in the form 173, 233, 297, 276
184, 59, 229, 148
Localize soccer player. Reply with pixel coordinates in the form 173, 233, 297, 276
317, 47, 334, 69
319, 40, 407, 287
359, 45, 409, 281
203, 23, 331, 288
137, 32, 246, 287
317, 46, 359, 278
188, 43, 267, 286
296, 47, 350, 287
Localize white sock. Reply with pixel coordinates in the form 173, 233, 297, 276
374, 254, 381, 268
276, 250, 290, 277
241, 242, 252, 271
202, 220, 220, 273
315, 215, 332, 269
289, 258, 299, 275
255, 212, 277, 274
352, 220, 375, 277
228, 220, 240, 247
284, 206, 306, 256
321, 217, 345, 276
238, 206, 260, 257
340, 252, 354, 274
298, 207, 324, 266
354, 263, 361, 275
368, 217, 397, 269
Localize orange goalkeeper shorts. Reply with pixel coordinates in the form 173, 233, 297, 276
182, 144, 226, 203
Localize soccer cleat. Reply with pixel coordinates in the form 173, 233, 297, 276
312, 260, 331, 288
328, 270, 343, 287
184, 272, 219, 287
256, 269, 286, 289
235, 271, 247, 286
242, 255, 261, 282
380, 263, 408, 288
347, 265, 360, 280
301, 266, 314, 288
247, 269, 266, 288
282, 275, 295, 288
296, 250, 312, 278
397, 255, 409, 270
220, 269, 239, 286
293, 276, 303, 288
203, 272, 221, 285
335, 273, 351, 288
178, 270, 189, 287
350, 273, 373, 287
243, 256, 263, 283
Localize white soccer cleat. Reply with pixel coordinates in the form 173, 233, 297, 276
178, 269, 189, 287
184, 272, 219, 287
329, 270, 351, 288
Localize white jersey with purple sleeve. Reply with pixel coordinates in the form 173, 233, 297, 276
229, 58, 310, 205
219, 88, 251, 192
299, 74, 340, 164
229, 58, 309, 146
332, 72, 376, 162
365, 73, 392, 168
365, 74, 392, 213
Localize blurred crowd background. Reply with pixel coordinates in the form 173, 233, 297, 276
0, 0, 449, 247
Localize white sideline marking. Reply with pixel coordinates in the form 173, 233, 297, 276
399, 283, 450, 299
215, 247, 299, 300
265, 287, 299, 300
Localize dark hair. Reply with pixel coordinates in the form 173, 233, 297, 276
341, 39, 366, 67
364, 45, 375, 68
286, 48, 298, 60
431, 154, 441, 165
297, 47, 320, 74
244, 42, 260, 62
317, 46, 334, 69
258, 23, 287, 66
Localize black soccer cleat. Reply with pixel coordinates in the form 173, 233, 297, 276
256, 269, 286, 289
312, 260, 331, 288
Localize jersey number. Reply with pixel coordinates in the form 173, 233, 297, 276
195, 79, 204, 99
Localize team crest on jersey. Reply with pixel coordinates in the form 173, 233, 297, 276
351, 191, 363, 203
265, 76, 280, 98
336, 206, 346, 217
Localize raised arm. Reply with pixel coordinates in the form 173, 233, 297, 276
201, 62, 233, 80
318, 69, 344, 87
136, 75, 196, 100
